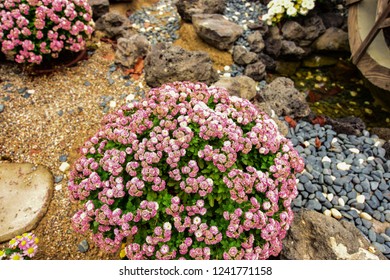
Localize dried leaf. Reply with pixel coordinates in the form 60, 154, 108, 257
311, 116, 326, 126
133, 58, 144, 74
284, 116, 297, 128
315, 137, 321, 148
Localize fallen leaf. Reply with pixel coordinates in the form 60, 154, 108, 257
311, 115, 326, 126
284, 116, 297, 128
315, 137, 321, 148
133, 57, 144, 74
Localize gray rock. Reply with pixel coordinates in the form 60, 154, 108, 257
319, 13, 345, 29
115, 34, 151, 69
281, 21, 306, 41
144, 43, 218, 87
280, 40, 306, 59
232, 45, 258, 66
281, 210, 386, 260
244, 61, 266, 81
176, 0, 226, 22
257, 77, 311, 118
305, 200, 322, 211
78, 239, 89, 253
213, 75, 257, 100
192, 14, 243, 50
313, 27, 350, 52
95, 12, 134, 39
386, 227, 390, 236
247, 31, 265, 53
88, 0, 109, 21
265, 37, 282, 57
304, 15, 326, 41
326, 116, 366, 136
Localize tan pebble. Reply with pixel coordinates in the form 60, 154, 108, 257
360, 212, 372, 220
331, 208, 342, 219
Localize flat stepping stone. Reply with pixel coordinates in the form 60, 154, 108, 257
0, 163, 53, 242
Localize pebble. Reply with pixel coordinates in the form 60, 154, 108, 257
0, 104, 4, 113
337, 162, 351, 171
54, 175, 64, 183
59, 162, 70, 173
78, 240, 89, 253
331, 208, 342, 219
360, 212, 373, 221
54, 184, 62, 191
59, 155, 68, 162
356, 194, 365, 204
324, 209, 332, 217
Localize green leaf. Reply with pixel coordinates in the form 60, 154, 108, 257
208, 196, 215, 207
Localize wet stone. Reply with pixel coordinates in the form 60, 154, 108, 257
373, 242, 387, 254
375, 189, 384, 201
54, 175, 64, 183
371, 182, 379, 191
304, 182, 317, 194
315, 191, 327, 202
376, 233, 385, 244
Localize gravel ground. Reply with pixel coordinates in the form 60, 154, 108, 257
0, 41, 149, 259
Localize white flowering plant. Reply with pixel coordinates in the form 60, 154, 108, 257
68, 81, 304, 260
0, 0, 94, 65
262, 0, 316, 25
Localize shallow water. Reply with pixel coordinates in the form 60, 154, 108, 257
289, 58, 390, 130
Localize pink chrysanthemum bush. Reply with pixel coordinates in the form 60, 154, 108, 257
0, 0, 94, 64
0, 233, 39, 260
68, 81, 304, 260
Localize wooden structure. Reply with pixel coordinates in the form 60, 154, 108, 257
347, 0, 390, 95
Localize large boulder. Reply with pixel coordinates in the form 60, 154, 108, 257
115, 34, 151, 68
0, 163, 53, 242
94, 12, 134, 39
144, 43, 219, 87
192, 14, 244, 50
176, 0, 226, 22
88, 0, 109, 21
281, 210, 386, 260
212, 75, 257, 100
257, 77, 311, 118
312, 27, 350, 52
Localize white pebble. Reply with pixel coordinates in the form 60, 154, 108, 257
223, 73, 231, 78
126, 94, 135, 102
55, 184, 62, 191
338, 197, 345, 207
327, 193, 334, 202
360, 212, 372, 220
224, 65, 231, 71
356, 195, 365, 204
109, 100, 116, 108
303, 141, 310, 147
331, 138, 338, 144
367, 156, 375, 161
59, 162, 70, 173
358, 158, 364, 165
324, 209, 332, 217
27, 89, 35, 94
337, 162, 351, 171
322, 156, 331, 163
331, 208, 342, 219
349, 148, 360, 154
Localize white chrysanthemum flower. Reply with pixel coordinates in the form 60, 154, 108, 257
286, 6, 297, 16
163, 222, 172, 231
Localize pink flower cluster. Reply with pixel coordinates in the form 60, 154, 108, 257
69, 81, 304, 259
1, 233, 39, 260
0, 0, 94, 64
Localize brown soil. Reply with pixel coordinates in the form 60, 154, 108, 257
109, 0, 160, 16
173, 23, 233, 71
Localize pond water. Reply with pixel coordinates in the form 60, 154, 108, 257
289, 55, 390, 130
